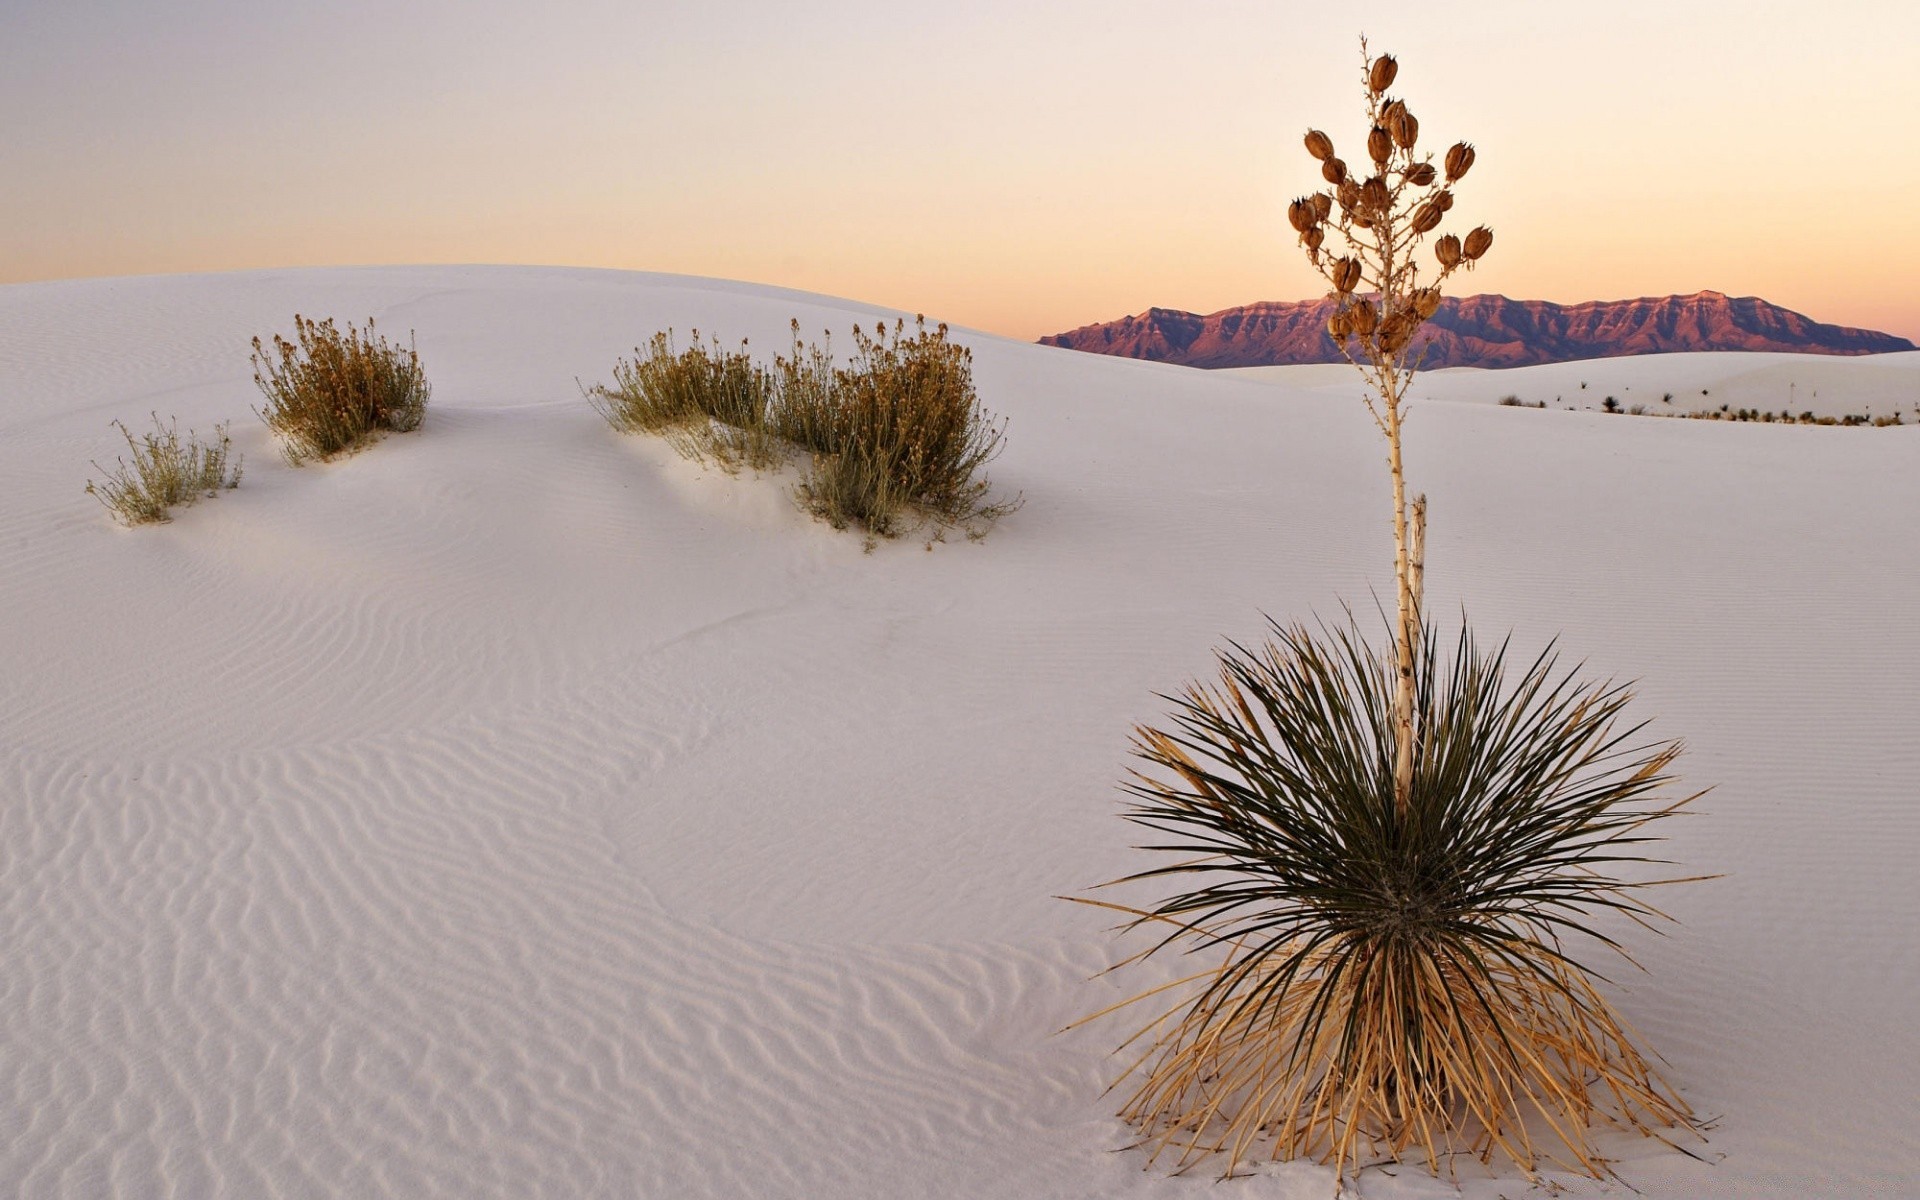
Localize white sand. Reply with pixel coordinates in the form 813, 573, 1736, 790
3, 265, 1916, 1199
1229, 352, 1920, 421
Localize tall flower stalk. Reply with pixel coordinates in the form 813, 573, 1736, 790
1287, 41, 1492, 815
1076, 43, 1707, 1187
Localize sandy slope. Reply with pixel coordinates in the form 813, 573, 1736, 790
2, 266, 1916, 1199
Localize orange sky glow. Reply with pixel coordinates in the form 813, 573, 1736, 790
4, 1, 1916, 343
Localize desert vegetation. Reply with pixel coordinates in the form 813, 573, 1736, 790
1083, 44, 1706, 1185
86, 414, 241, 525
253, 315, 429, 463
1081, 618, 1703, 1179
587, 317, 1015, 539
586, 330, 780, 471
1671, 406, 1899, 426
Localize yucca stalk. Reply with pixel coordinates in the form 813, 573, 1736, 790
1076, 617, 1705, 1183
1077, 45, 1708, 1186
1289, 40, 1493, 815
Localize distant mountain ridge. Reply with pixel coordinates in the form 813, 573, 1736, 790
1039, 292, 1914, 369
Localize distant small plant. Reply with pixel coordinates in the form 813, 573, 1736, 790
1603, 396, 1620, 413
253, 316, 428, 463
86, 413, 241, 525
585, 330, 779, 472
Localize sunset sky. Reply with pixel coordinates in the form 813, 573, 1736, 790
5, 0, 1917, 341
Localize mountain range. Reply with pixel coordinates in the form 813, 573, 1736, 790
1038, 291, 1914, 369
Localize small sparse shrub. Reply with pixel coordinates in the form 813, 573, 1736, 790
585, 330, 779, 472
1602, 396, 1620, 413
588, 317, 1017, 540
86, 413, 241, 525
1662, 392, 1674, 404
253, 315, 428, 463
1629, 403, 1648, 415
776, 318, 1015, 536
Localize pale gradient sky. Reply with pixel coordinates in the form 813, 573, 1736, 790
4, 0, 1917, 341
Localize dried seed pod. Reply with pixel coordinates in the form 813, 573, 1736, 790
1322, 156, 1348, 185
1305, 129, 1334, 161
1411, 202, 1442, 235
1446, 141, 1476, 182
1350, 298, 1378, 335
1432, 188, 1454, 213
1310, 192, 1332, 221
1413, 287, 1442, 319
1332, 257, 1363, 292
1328, 310, 1352, 339
1378, 315, 1409, 356
1361, 176, 1390, 213
1368, 126, 1393, 165
1288, 198, 1316, 233
1436, 233, 1462, 269
1382, 100, 1407, 126
1464, 225, 1494, 260
1370, 54, 1397, 93
1304, 226, 1325, 251
1404, 162, 1436, 186
1392, 110, 1419, 149
1337, 179, 1361, 210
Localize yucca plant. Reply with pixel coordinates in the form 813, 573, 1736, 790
1080, 43, 1707, 1187
252, 315, 428, 463
1078, 616, 1704, 1182
85, 413, 242, 525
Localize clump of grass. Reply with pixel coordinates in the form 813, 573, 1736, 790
587, 317, 1017, 540
252, 315, 429, 463
775, 318, 1015, 537
584, 330, 780, 472
1077, 615, 1706, 1184
86, 413, 242, 525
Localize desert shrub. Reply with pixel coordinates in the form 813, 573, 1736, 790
1081, 616, 1702, 1181
252, 315, 428, 463
585, 330, 779, 472
589, 317, 1016, 540
773, 317, 1014, 536
86, 414, 241, 525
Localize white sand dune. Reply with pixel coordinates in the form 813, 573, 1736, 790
1231, 351, 1920, 421
3, 265, 1916, 1199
